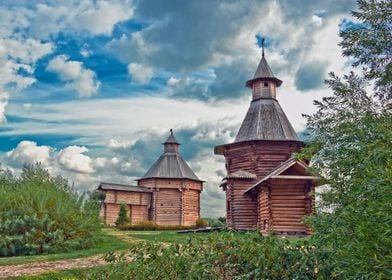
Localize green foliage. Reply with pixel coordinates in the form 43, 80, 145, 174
89, 190, 106, 202
195, 218, 209, 228
0, 231, 127, 266
203, 217, 225, 227
299, 0, 392, 278
0, 164, 102, 257
115, 203, 130, 227
118, 220, 196, 231
340, 0, 392, 86
42, 232, 324, 280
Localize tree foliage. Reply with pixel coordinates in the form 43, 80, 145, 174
300, 0, 392, 278
0, 164, 102, 257
115, 203, 130, 227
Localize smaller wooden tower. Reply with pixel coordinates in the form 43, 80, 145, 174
215, 43, 317, 235
137, 130, 204, 226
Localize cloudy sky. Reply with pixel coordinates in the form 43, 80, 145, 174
0, 0, 357, 217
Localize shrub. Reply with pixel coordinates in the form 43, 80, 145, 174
58, 232, 324, 279
195, 218, 208, 228
118, 220, 196, 231
115, 203, 130, 227
0, 164, 102, 257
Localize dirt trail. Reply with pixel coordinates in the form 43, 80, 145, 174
0, 229, 135, 279
0, 255, 105, 279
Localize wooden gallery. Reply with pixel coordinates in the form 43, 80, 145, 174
98, 131, 204, 226
215, 47, 317, 235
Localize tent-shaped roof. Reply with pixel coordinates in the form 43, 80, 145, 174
235, 98, 299, 142
163, 129, 180, 145
139, 153, 202, 181
245, 158, 318, 194
139, 131, 202, 182
246, 54, 282, 87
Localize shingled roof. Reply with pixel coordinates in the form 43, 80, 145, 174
246, 55, 282, 87
139, 131, 202, 182
235, 98, 299, 142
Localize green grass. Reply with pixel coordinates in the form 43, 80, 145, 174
0, 229, 128, 267
127, 230, 201, 243
127, 230, 251, 243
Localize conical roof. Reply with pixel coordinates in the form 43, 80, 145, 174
163, 129, 180, 144
139, 131, 202, 182
246, 54, 282, 87
235, 95, 299, 142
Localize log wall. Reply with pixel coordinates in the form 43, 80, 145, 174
138, 178, 202, 226
224, 141, 302, 178
257, 179, 313, 234
183, 189, 200, 225
101, 189, 152, 225
223, 141, 305, 232
131, 205, 149, 224
227, 179, 258, 230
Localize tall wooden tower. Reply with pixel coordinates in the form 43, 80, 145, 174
137, 130, 204, 226
215, 45, 316, 235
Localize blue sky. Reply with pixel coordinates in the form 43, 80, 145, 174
0, 0, 357, 217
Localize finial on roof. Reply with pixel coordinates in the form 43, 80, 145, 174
261, 38, 265, 57
170, 128, 173, 135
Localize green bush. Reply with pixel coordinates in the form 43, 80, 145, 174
115, 203, 130, 227
0, 164, 102, 257
195, 218, 209, 228
118, 220, 196, 231
53, 232, 325, 279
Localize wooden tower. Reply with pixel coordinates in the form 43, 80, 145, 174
137, 130, 204, 226
215, 45, 316, 235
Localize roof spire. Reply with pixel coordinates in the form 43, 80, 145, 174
261, 38, 265, 57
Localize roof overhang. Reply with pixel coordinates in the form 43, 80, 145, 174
245, 158, 318, 194
214, 139, 304, 155
246, 77, 283, 88
136, 177, 205, 183
98, 182, 153, 193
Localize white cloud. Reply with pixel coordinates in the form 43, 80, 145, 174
0, 38, 52, 122
28, 1, 133, 39
108, 139, 132, 150
0, 91, 9, 123
1, 38, 53, 64
127, 63, 154, 84
6, 141, 51, 166
46, 55, 100, 97
57, 146, 94, 174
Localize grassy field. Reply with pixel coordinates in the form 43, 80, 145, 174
0, 229, 128, 267
127, 230, 215, 243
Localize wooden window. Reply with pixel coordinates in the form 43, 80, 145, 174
264, 82, 268, 87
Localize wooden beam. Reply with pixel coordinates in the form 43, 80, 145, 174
271, 175, 318, 180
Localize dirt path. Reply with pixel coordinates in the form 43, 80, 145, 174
0, 255, 105, 279
0, 229, 135, 279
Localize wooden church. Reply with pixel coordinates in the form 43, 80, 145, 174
215, 45, 317, 235
98, 130, 203, 226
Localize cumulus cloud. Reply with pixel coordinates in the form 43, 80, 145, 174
6, 141, 51, 166
108, 139, 133, 150
46, 55, 100, 97
0, 38, 52, 122
27, 0, 133, 39
127, 63, 154, 84
57, 146, 94, 174
108, 0, 356, 100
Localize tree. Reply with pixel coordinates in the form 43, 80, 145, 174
301, 0, 391, 278
115, 203, 130, 227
